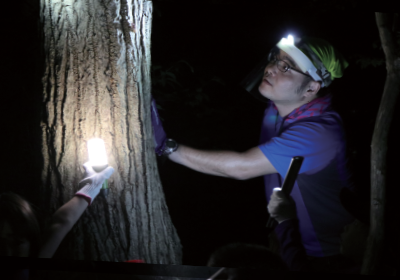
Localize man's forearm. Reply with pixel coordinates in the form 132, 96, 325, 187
168, 145, 243, 179
38, 196, 88, 258
51, 196, 89, 226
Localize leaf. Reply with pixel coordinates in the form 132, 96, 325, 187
176, 60, 194, 73
165, 71, 177, 80
356, 57, 385, 69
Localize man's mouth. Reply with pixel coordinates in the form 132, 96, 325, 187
263, 78, 272, 86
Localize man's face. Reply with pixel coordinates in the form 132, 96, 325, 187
258, 49, 310, 104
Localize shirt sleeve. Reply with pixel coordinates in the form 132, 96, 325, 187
258, 119, 342, 176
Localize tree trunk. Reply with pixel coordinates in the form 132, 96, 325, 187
361, 13, 400, 275
38, 0, 181, 263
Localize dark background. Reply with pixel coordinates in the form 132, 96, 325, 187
2, 1, 399, 267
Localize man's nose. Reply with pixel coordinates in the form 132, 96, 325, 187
264, 63, 277, 76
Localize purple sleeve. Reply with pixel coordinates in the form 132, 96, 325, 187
151, 97, 167, 156
274, 219, 311, 271
259, 120, 340, 177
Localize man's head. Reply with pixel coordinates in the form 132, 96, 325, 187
259, 35, 348, 104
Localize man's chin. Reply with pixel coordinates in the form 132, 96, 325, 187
258, 89, 270, 99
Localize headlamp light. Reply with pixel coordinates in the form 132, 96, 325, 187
277, 34, 328, 87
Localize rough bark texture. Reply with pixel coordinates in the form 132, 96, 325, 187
361, 13, 400, 275
39, 0, 181, 263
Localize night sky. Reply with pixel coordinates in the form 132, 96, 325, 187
2, 2, 399, 267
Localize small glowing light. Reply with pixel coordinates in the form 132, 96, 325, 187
287, 35, 294, 45
88, 138, 108, 167
273, 187, 282, 192
281, 34, 294, 46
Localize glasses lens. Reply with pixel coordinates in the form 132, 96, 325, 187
277, 60, 289, 72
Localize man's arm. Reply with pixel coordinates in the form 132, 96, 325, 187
38, 196, 88, 258
168, 145, 278, 180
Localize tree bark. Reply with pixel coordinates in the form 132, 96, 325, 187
38, 0, 181, 263
361, 12, 400, 275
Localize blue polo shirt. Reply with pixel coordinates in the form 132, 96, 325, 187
259, 101, 355, 257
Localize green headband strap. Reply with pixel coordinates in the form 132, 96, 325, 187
297, 37, 349, 87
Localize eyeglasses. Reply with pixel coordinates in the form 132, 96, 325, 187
268, 55, 312, 79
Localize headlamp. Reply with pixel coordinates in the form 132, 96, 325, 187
277, 34, 329, 87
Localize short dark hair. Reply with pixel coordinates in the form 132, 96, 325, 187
0, 192, 41, 257
207, 243, 288, 271
295, 75, 331, 98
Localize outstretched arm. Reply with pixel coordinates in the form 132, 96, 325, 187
150, 97, 277, 179
168, 145, 278, 180
38, 196, 88, 258
38, 163, 114, 258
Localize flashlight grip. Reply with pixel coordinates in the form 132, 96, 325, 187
100, 179, 109, 197
266, 156, 304, 229
280, 156, 304, 196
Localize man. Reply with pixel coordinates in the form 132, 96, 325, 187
151, 34, 355, 260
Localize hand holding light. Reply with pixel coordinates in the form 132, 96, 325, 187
75, 162, 114, 205
267, 188, 297, 224
75, 138, 114, 204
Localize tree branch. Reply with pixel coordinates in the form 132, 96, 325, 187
361, 12, 400, 275
376, 13, 398, 71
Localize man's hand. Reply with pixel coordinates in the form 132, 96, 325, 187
267, 188, 297, 224
151, 97, 168, 156
75, 162, 114, 205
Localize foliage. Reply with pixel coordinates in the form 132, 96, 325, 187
151, 60, 225, 111
151, 60, 233, 148
346, 27, 400, 69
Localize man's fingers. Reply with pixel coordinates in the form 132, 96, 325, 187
274, 190, 287, 199
270, 193, 286, 203
101, 166, 115, 179
271, 190, 292, 203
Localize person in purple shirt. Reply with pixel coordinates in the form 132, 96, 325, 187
151, 34, 356, 268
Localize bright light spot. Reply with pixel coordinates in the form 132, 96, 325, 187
88, 138, 108, 166
281, 34, 294, 46
287, 35, 294, 45
273, 187, 282, 192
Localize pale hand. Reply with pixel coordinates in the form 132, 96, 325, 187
267, 189, 297, 224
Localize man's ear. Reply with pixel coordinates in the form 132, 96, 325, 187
305, 80, 321, 98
